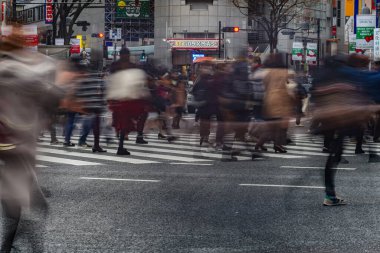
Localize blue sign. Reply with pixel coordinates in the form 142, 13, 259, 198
192, 53, 205, 62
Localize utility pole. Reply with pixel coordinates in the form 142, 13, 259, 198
317, 18, 321, 68
218, 21, 221, 59
12, 0, 17, 22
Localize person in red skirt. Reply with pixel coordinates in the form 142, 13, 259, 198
107, 48, 151, 155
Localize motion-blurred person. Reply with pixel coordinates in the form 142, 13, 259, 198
75, 72, 107, 153
109, 48, 149, 145
249, 58, 267, 151
107, 48, 151, 155
170, 71, 186, 129
260, 53, 295, 153
58, 55, 88, 147
0, 26, 60, 252
153, 73, 176, 142
312, 54, 376, 206
192, 61, 224, 146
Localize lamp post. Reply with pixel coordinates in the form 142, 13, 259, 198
218, 21, 221, 58
317, 18, 321, 68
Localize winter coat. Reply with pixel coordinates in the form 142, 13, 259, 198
262, 68, 295, 119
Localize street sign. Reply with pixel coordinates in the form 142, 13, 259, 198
109, 28, 122, 40
292, 42, 303, 61
306, 43, 317, 62
374, 28, 380, 61
356, 15, 376, 49
281, 30, 295, 35
349, 34, 356, 54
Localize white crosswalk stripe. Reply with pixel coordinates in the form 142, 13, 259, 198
34, 132, 380, 167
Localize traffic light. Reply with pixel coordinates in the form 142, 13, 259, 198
76, 21, 90, 32
222, 27, 240, 32
91, 33, 105, 38
140, 52, 147, 62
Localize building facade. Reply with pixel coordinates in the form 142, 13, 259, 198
154, 0, 248, 67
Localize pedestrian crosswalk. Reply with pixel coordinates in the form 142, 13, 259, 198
34, 133, 380, 168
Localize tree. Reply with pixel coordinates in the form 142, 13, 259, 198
52, 0, 95, 45
231, 0, 316, 53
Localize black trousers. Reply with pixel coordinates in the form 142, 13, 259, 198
324, 130, 345, 197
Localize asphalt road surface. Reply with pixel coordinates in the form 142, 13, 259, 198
3, 121, 380, 252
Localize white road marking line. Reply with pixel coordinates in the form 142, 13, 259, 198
239, 183, 324, 189
80, 177, 160, 182
170, 163, 213, 166
37, 146, 159, 164
280, 166, 356, 171
36, 155, 101, 166
36, 164, 48, 168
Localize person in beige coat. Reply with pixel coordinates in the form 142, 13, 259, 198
261, 53, 295, 153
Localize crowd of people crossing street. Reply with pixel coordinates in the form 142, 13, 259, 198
4, 25, 380, 252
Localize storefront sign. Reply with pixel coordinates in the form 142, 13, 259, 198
0, 25, 38, 50
306, 43, 317, 62
45, 0, 53, 24
349, 34, 357, 54
356, 15, 376, 49
345, 0, 354, 16
192, 53, 205, 62
292, 42, 303, 61
22, 25, 38, 50
167, 39, 219, 50
70, 38, 81, 54
116, 0, 150, 19
55, 38, 64, 45
1, 2, 5, 23
374, 29, 380, 61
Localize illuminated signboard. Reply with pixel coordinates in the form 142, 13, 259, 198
167, 39, 219, 50
45, 0, 53, 24
192, 53, 205, 62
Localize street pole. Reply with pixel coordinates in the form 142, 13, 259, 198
218, 21, 221, 59
12, 0, 17, 22
317, 18, 321, 68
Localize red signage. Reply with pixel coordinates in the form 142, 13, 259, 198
45, 0, 53, 24
1, 2, 5, 22
70, 45, 80, 54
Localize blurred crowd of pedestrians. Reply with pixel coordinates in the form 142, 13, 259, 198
4, 25, 380, 251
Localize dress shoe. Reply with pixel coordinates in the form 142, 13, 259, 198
355, 148, 365, 154
158, 133, 166, 139
92, 147, 107, 153
136, 137, 148, 144
117, 148, 130, 155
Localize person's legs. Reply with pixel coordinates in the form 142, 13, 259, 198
355, 126, 365, 154
0, 200, 21, 253
199, 109, 211, 145
49, 113, 58, 143
215, 111, 225, 146
324, 131, 346, 205
64, 112, 77, 145
117, 129, 130, 155
136, 112, 148, 144
373, 112, 380, 141
92, 114, 106, 152
78, 115, 95, 146
323, 130, 334, 152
